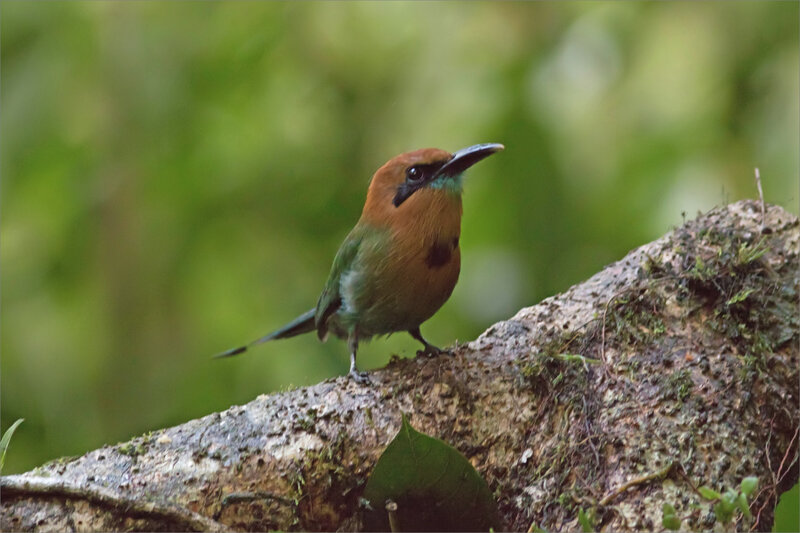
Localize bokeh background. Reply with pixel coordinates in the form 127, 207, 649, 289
2, 2, 798, 526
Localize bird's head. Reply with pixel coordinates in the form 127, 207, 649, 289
363, 143, 504, 215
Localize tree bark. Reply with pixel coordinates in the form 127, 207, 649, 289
2, 200, 798, 532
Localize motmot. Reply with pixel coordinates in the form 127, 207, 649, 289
215, 143, 504, 383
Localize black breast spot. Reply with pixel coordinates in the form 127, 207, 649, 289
426, 240, 454, 269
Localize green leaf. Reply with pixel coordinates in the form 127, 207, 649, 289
0, 419, 24, 473
363, 414, 500, 532
662, 502, 681, 530
577, 508, 593, 533
715, 500, 734, 524
740, 476, 758, 498
698, 486, 721, 500
661, 503, 681, 531
737, 492, 752, 519
662, 514, 681, 530
721, 489, 738, 510
773, 482, 800, 532
714, 490, 739, 524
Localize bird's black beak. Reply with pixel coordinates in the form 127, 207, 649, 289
436, 143, 505, 178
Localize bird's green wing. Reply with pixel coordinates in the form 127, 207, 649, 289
314, 225, 366, 338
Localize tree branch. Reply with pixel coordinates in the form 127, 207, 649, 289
0, 476, 227, 532
2, 200, 797, 532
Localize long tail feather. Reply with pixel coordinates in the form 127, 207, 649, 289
213, 308, 316, 359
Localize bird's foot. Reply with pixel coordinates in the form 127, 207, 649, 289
417, 344, 451, 358
348, 369, 372, 385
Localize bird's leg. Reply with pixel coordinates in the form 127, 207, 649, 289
347, 329, 371, 384
408, 327, 447, 356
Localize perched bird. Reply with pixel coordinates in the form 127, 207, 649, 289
216, 143, 504, 383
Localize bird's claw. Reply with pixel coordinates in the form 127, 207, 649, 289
348, 370, 372, 385
417, 345, 451, 358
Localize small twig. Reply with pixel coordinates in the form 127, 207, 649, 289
776, 426, 799, 485
219, 490, 295, 508
765, 415, 777, 486
753, 424, 798, 531
386, 499, 400, 533
754, 167, 766, 230
672, 462, 701, 497
600, 288, 631, 366
600, 295, 613, 365
754, 415, 778, 531
0, 475, 228, 532
599, 462, 674, 506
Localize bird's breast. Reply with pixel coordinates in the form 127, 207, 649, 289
388, 187, 462, 279
343, 188, 463, 335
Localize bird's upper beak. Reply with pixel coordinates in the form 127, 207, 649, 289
436, 143, 505, 178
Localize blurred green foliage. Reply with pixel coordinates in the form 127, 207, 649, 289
774, 483, 800, 532
1, 4, 797, 518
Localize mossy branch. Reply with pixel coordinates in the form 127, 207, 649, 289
1, 200, 797, 532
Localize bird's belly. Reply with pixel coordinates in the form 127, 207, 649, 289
339, 244, 460, 337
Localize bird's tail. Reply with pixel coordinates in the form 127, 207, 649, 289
213, 308, 317, 358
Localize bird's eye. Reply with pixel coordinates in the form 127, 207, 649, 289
406, 166, 423, 182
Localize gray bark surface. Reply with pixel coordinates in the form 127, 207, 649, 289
2, 200, 798, 532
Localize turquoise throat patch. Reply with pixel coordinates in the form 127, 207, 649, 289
428, 172, 464, 194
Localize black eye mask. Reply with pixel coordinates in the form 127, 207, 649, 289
392, 162, 448, 207
391, 143, 504, 207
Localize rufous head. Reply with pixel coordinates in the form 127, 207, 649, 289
364, 143, 504, 212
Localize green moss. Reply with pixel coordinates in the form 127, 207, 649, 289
674, 227, 798, 361
638, 223, 798, 383
518, 323, 605, 404
665, 369, 693, 402
287, 468, 306, 506
117, 440, 149, 458
511, 213, 797, 532
556, 488, 581, 513
520, 351, 589, 405
295, 408, 318, 432
518, 342, 606, 526
303, 436, 348, 491
288, 431, 364, 530
606, 289, 667, 349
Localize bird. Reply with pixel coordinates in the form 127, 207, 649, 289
215, 143, 504, 383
